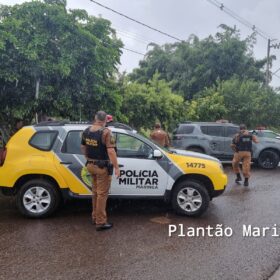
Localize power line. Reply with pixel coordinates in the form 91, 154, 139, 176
206, 0, 276, 41
272, 67, 280, 76
273, 73, 280, 80
116, 29, 152, 45
89, 0, 183, 42
121, 47, 145, 56
113, 24, 157, 44
92, 33, 145, 56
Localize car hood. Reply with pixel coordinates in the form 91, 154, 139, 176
169, 149, 220, 163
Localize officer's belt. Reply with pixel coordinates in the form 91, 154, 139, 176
86, 159, 109, 168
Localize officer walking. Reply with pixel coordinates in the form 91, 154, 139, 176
81, 111, 120, 231
231, 124, 258, 186
150, 123, 170, 147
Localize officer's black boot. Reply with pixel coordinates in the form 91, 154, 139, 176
235, 173, 242, 183
244, 178, 249, 187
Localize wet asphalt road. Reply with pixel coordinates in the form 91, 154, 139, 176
1, 166, 280, 280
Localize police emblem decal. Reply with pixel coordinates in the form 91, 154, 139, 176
81, 166, 92, 188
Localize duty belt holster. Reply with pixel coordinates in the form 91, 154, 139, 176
86, 160, 106, 168
86, 160, 113, 175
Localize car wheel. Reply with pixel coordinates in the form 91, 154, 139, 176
16, 179, 61, 218
258, 150, 280, 169
187, 147, 204, 154
172, 179, 210, 217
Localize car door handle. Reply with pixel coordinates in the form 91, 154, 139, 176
119, 164, 124, 167
60, 161, 73, 165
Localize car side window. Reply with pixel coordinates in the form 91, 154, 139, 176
116, 133, 153, 159
62, 131, 83, 154
29, 131, 58, 151
225, 127, 239, 137
201, 126, 224, 137
177, 125, 194, 134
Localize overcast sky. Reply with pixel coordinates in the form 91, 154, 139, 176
1, 0, 280, 87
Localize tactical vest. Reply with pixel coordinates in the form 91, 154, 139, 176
83, 127, 109, 160
237, 133, 253, 152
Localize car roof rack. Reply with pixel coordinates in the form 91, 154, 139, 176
34, 121, 91, 126
34, 120, 134, 130
106, 122, 133, 131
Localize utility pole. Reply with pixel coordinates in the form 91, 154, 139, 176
266, 39, 280, 86
265, 39, 270, 86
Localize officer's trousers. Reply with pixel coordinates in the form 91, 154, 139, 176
87, 163, 112, 225
232, 151, 252, 178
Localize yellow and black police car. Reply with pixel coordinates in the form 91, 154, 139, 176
0, 121, 227, 218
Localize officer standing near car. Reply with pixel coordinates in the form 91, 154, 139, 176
81, 111, 120, 231
231, 124, 259, 186
150, 123, 170, 147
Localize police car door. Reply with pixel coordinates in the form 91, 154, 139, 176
110, 133, 169, 196
54, 129, 92, 196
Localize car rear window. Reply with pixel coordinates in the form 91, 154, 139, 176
62, 131, 83, 154
176, 125, 194, 134
29, 131, 58, 151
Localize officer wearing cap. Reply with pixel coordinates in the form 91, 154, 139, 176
231, 124, 258, 186
81, 111, 120, 231
150, 123, 170, 147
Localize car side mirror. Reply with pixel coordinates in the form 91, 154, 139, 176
276, 136, 280, 140
153, 150, 163, 158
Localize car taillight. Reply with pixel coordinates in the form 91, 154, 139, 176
0, 148, 7, 166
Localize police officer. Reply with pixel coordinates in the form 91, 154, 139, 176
81, 111, 120, 231
231, 124, 258, 186
150, 123, 170, 147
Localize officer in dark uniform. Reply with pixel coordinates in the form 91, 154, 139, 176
81, 111, 120, 231
231, 124, 258, 186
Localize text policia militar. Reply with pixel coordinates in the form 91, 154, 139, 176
118, 170, 159, 189
168, 224, 280, 237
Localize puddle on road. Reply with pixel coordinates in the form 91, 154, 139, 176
150, 216, 172, 224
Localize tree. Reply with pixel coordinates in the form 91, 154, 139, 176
130, 25, 267, 100
0, 0, 123, 124
183, 75, 280, 128
121, 73, 188, 130
186, 90, 227, 121
202, 78, 280, 128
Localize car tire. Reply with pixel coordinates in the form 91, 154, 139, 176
257, 150, 280, 169
187, 147, 204, 154
16, 179, 61, 218
172, 179, 210, 217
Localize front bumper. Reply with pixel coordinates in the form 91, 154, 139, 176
212, 186, 226, 198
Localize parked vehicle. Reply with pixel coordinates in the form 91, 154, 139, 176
0, 121, 227, 218
172, 122, 280, 169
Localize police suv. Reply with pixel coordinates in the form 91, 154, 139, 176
0, 121, 227, 218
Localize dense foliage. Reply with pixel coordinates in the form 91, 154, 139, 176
0, 2, 279, 132
130, 25, 268, 100
0, 0, 122, 126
